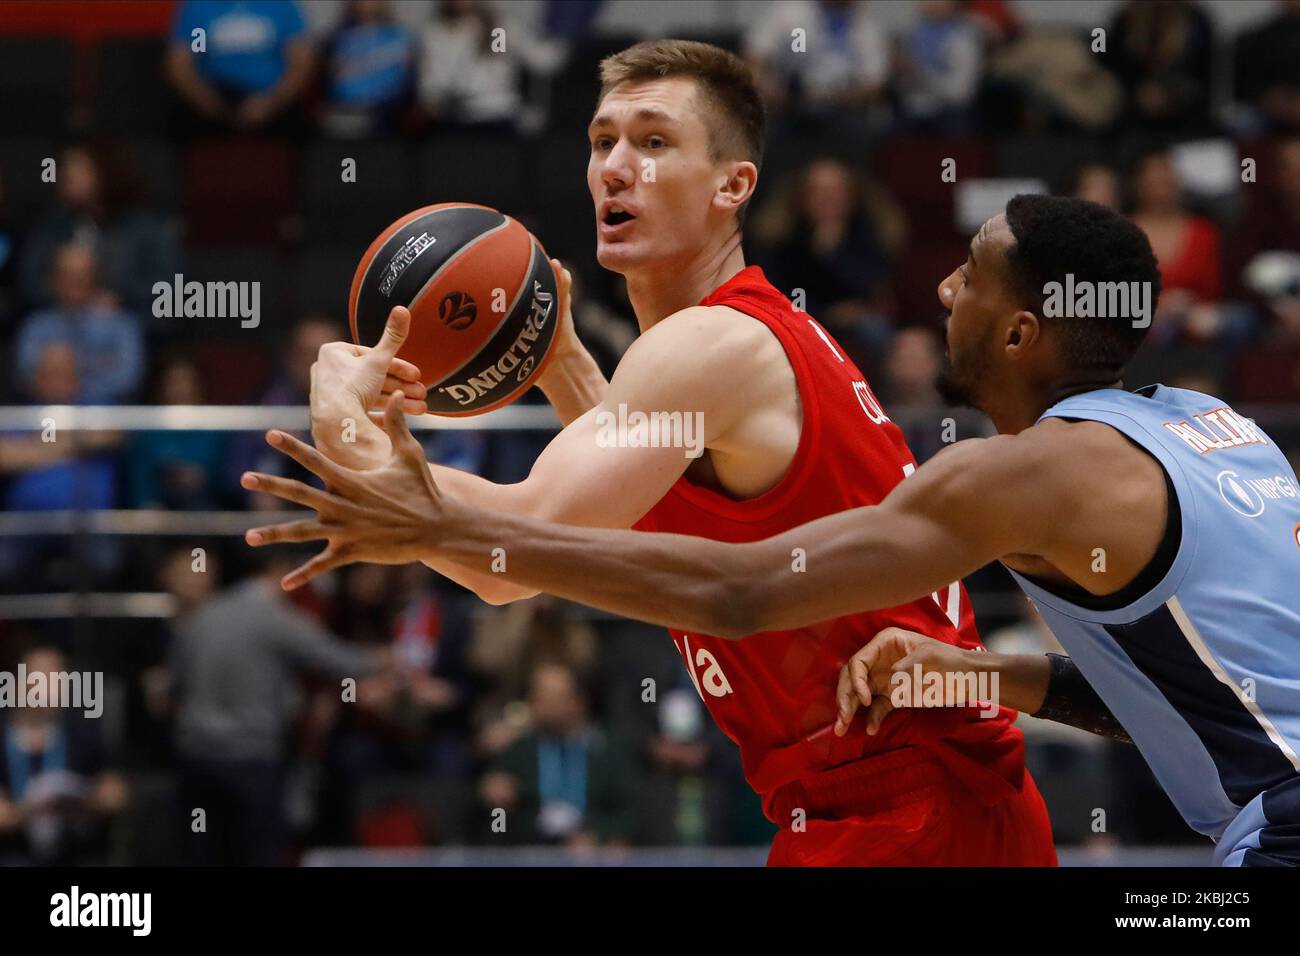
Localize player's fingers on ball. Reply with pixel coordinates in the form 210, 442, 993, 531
368, 391, 427, 416
383, 374, 426, 396
240, 472, 331, 510
388, 357, 422, 382
374, 306, 411, 359
245, 520, 327, 547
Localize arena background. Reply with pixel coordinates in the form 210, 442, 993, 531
0, 0, 1296, 867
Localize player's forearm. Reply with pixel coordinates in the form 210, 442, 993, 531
421, 465, 540, 603
536, 346, 608, 426
967, 651, 1052, 715
961, 651, 1132, 742
430, 501, 755, 635
427, 504, 969, 637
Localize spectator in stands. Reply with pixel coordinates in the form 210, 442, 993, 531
1066, 163, 1122, 211
165, 0, 316, 135
881, 326, 950, 463
316, 565, 474, 844
883, 325, 943, 406
0, 342, 124, 591
637, 675, 741, 846
1128, 149, 1224, 341
161, 548, 388, 865
983, 18, 1122, 133
744, 0, 890, 139
753, 157, 902, 369
895, 0, 984, 135
417, 0, 522, 133
1232, 0, 1300, 134
479, 661, 634, 848
0, 645, 129, 865
1104, 0, 1214, 134
1228, 139, 1300, 388
1237, 138, 1300, 267
228, 313, 340, 510
128, 355, 227, 510
320, 0, 418, 138
469, 595, 597, 757
17, 143, 179, 320
14, 243, 145, 405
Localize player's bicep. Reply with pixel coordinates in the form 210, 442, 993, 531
510, 319, 740, 528
518, 403, 693, 529
876, 436, 1059, 564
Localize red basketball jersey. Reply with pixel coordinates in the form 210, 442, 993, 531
635, 266, 1026, 821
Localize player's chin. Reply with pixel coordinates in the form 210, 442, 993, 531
595, 238, 644, 271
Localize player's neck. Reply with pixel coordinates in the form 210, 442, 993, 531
624, 235, 746, 331
986, 376, 1122, 434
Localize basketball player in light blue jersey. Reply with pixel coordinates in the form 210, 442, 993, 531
243, 195, 1300, 865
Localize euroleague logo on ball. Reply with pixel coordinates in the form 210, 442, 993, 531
439, 291, 477, 330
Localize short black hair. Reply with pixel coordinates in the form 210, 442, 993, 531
1002, 194, 1161, 375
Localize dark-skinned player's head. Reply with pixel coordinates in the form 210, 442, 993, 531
935, 194, 1161, 416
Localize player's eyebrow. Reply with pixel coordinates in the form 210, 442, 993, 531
588, 107, 678, 134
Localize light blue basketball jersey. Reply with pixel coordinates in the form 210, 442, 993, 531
1005, 385, 1300, 865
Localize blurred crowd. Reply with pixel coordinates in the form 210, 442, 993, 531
0, 0, 1298, 863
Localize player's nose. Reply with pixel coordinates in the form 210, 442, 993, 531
600, 139, 636, 189
937, 270, 961, 311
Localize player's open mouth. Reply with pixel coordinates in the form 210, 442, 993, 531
603, 208, 636, 226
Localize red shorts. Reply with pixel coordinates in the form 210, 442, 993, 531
766, 747, 1057, 867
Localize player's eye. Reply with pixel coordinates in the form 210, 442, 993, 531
592, 136, 614, 151
645, 135, 666, 149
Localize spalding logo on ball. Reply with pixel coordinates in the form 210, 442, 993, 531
349, 203, 558, 416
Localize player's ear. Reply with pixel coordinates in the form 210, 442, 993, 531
1005, 310, 1041, 357
716, 160, 758, 215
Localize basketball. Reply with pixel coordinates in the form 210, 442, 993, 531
348, 203, 559, 416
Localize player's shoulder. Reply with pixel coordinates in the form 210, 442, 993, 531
922, 428, 1079, 494
1027, 415, 1156, 471
609, 304, 792, 423
931, 418, 1157, 500
628, 304, 785, 371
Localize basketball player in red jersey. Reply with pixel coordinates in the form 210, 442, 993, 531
243, 40, 1056, 866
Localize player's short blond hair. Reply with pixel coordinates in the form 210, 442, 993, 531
598, 39, 766, 222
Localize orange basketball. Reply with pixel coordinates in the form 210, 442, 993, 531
348, 203, 559, 416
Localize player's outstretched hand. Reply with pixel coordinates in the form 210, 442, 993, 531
243, 392, 445, 590
313, 305, 428, 418
833, 627, 974, 738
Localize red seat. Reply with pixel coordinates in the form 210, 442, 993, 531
183, 138, 298, 244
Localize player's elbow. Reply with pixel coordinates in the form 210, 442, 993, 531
473, 581, 540, 606
699, 573, 761, 640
